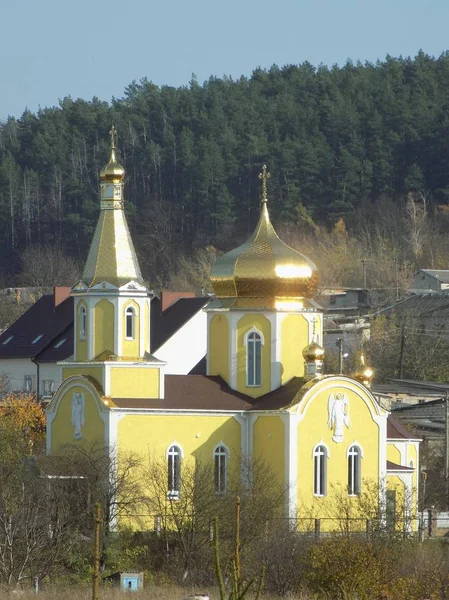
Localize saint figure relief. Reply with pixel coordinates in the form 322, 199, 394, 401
328, 392, 350, 443
71, 392, 85, 440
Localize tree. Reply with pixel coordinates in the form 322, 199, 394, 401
18, 244, 81, 291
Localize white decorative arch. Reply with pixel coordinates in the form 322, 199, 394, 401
346, 442, 364, 458
213, 441, 230, 456
165, 441, 184, 459
311, 441, 330, 459
243, 327, 265, 346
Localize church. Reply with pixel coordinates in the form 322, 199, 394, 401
46, 129, 419, 527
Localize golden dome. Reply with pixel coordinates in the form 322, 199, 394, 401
210, 166, 318, 300
302, 341, 325, 362
353, 353, 374, 387
100, 125, 125, 183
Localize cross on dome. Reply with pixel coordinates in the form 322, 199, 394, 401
109, 125, 117, 150
258, 164, 271, 204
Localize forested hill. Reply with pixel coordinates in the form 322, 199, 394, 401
1, 51, 449, 283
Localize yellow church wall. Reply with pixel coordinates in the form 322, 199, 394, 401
94, 299, 115, 357
208, 315, 229, 382
296, 384, 380, 520
75, 301, 88, 361
280, 314, 309, 383
51, 385, 105, 452
236, 314, 271, 398
110, 367, 160, 399
122, 300, 140, 357
387, 444, 402, 465
62, 366, 104, 389
253, 416, 285, 489
117, 414, 241, 528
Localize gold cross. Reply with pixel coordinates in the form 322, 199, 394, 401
312, 317, 317, 338
109, 125, 117, 150
258, 164, 271, 203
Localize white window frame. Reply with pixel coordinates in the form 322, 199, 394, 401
166, 444, 182, 499
313, 444, 328, 497
245, 328, 263, 387
347, 444, 362, 496
79, 305, 87, 341
125, 306, 136, 340
213, 444, 229, 494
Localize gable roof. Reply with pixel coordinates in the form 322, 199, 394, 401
35, 324, 74, 363
420, 269, 449, 283
150, 296, 209, 352
0, 294, 73, 360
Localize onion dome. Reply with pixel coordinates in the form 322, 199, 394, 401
210, 165, 318, 300
353, 353, 374, 388
100, 125, 125, 183
303, 341, 325, 362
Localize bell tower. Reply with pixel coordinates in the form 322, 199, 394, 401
64, 127, 164, 400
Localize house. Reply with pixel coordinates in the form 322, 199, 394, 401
0, 287, 209, 398
46, 135, 419, 527
411, 269, 449, 293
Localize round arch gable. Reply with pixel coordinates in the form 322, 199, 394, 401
293, 376, 385, 421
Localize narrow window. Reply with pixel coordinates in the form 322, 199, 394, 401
348, 445, 362, 495
43, 380, 54, 395
314, 445, 327, 496
32, 334, 44, 344
79, 306, 87, 340
2, 336, 13, 345
247, 331, 262, 386
167, 445, 181, 498
126, 307, 135, 340
214, 446, 228, 494
24, 375, 33, 392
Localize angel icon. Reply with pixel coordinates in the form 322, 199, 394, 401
71, 392, 85, 440
328, 392, 350, 443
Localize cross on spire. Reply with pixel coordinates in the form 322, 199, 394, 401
109, 125, 117, 150
258, 164, 271, 204
312, 316, 318, 340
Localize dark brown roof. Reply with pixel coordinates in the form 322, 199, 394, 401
0, 295, 73, 359
111, 375, 308, 411
387, 415, 416, 439
150, 296, 209, 352
112, 375, 254, 411
35, 324, 73, 363
386, 460, 414, 472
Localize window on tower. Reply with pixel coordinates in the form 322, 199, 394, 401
214, 445, 228, 494
125, 306, 135, 340
313, 444, 328, 496
348, 445, 362, 495
247, 331, 262, 386
79, 306, 87, 340
167, 445, 182, 499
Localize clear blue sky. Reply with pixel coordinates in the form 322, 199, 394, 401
1, 0, 448, 121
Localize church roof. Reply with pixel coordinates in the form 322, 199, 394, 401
387, 415, 417, 440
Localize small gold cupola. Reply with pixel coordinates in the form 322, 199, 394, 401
303, 319, 325, 381
100, 125, 125, 183
210, 165, 318, 304
75, 126, 145, 290
353, 353, 374, 388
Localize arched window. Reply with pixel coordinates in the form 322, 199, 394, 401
125, 306, 135, 340
167, 445, 181, 498
214, 445, 228, 494
247, 331, 262, 387
313, 445, 327, 496
79, 306, 87, 340
348, 445, 362, 495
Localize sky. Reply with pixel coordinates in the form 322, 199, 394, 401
1, 0, 449, 121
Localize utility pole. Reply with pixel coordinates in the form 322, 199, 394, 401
361, 258, 367, 289
398, 328, 406, 379
442, 390, 449, 509
92, 503, 102, 600
337, 338, 343, 374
